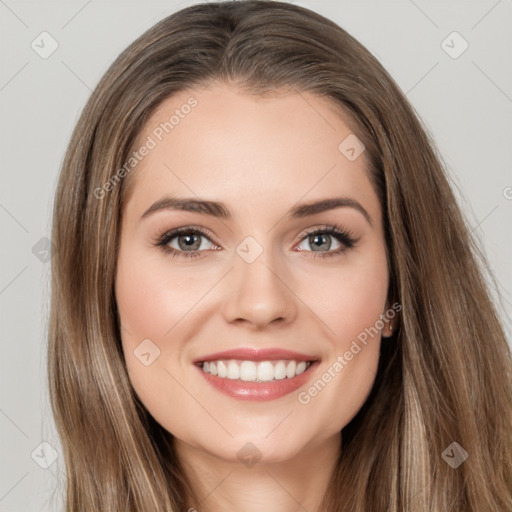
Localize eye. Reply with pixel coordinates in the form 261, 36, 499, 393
154, 223, 358, 260
295, 224, 358, 259
154, 226, 217, 259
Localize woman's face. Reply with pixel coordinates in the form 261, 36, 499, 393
115, 82, 390, 464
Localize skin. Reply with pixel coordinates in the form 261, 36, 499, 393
115, 82, 392, 512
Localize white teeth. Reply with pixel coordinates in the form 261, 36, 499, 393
296, 361, 307, 375
201, 359, 312, 381
227, 361, 240, 380
240, 361, 257, 381
217, 361, 227, 378
274, 361, 287, 380
257, 361, 274, 382
286, 360, 296, 378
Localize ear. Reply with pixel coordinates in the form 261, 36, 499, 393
381, 319, 394, 338
381, 298, 398, 338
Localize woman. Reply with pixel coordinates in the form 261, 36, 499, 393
48, 1, 512, 510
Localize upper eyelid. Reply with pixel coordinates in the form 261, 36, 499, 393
164, 226, 218, 245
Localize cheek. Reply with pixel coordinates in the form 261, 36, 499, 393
114, 246, 221, 407
115, 252, 202, 431
295, 248, 389, 428
115, 249, 204, 341
309, 247, 389, 347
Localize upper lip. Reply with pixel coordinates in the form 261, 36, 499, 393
193, 348, 319, 364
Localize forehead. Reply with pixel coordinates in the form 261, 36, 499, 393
122, 83, 380, 225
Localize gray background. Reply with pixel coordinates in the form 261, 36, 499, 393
1, 0, 511, 510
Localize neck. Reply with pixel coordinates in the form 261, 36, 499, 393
175, 434, 341, 512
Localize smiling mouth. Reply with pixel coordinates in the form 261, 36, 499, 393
196, 359, 315, 382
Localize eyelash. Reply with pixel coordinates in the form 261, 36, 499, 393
153, 224, 359, 260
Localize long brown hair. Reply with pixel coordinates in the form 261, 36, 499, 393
48, 1, 512, 510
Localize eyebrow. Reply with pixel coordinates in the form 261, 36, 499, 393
140, 196, 372, 225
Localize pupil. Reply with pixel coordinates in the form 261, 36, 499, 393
310, 234, 330, 251
180, 234, 200, 250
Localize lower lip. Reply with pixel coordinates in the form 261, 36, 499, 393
196, 361, 320, 401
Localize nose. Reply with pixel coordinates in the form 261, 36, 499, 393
222, 246, 297, 330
